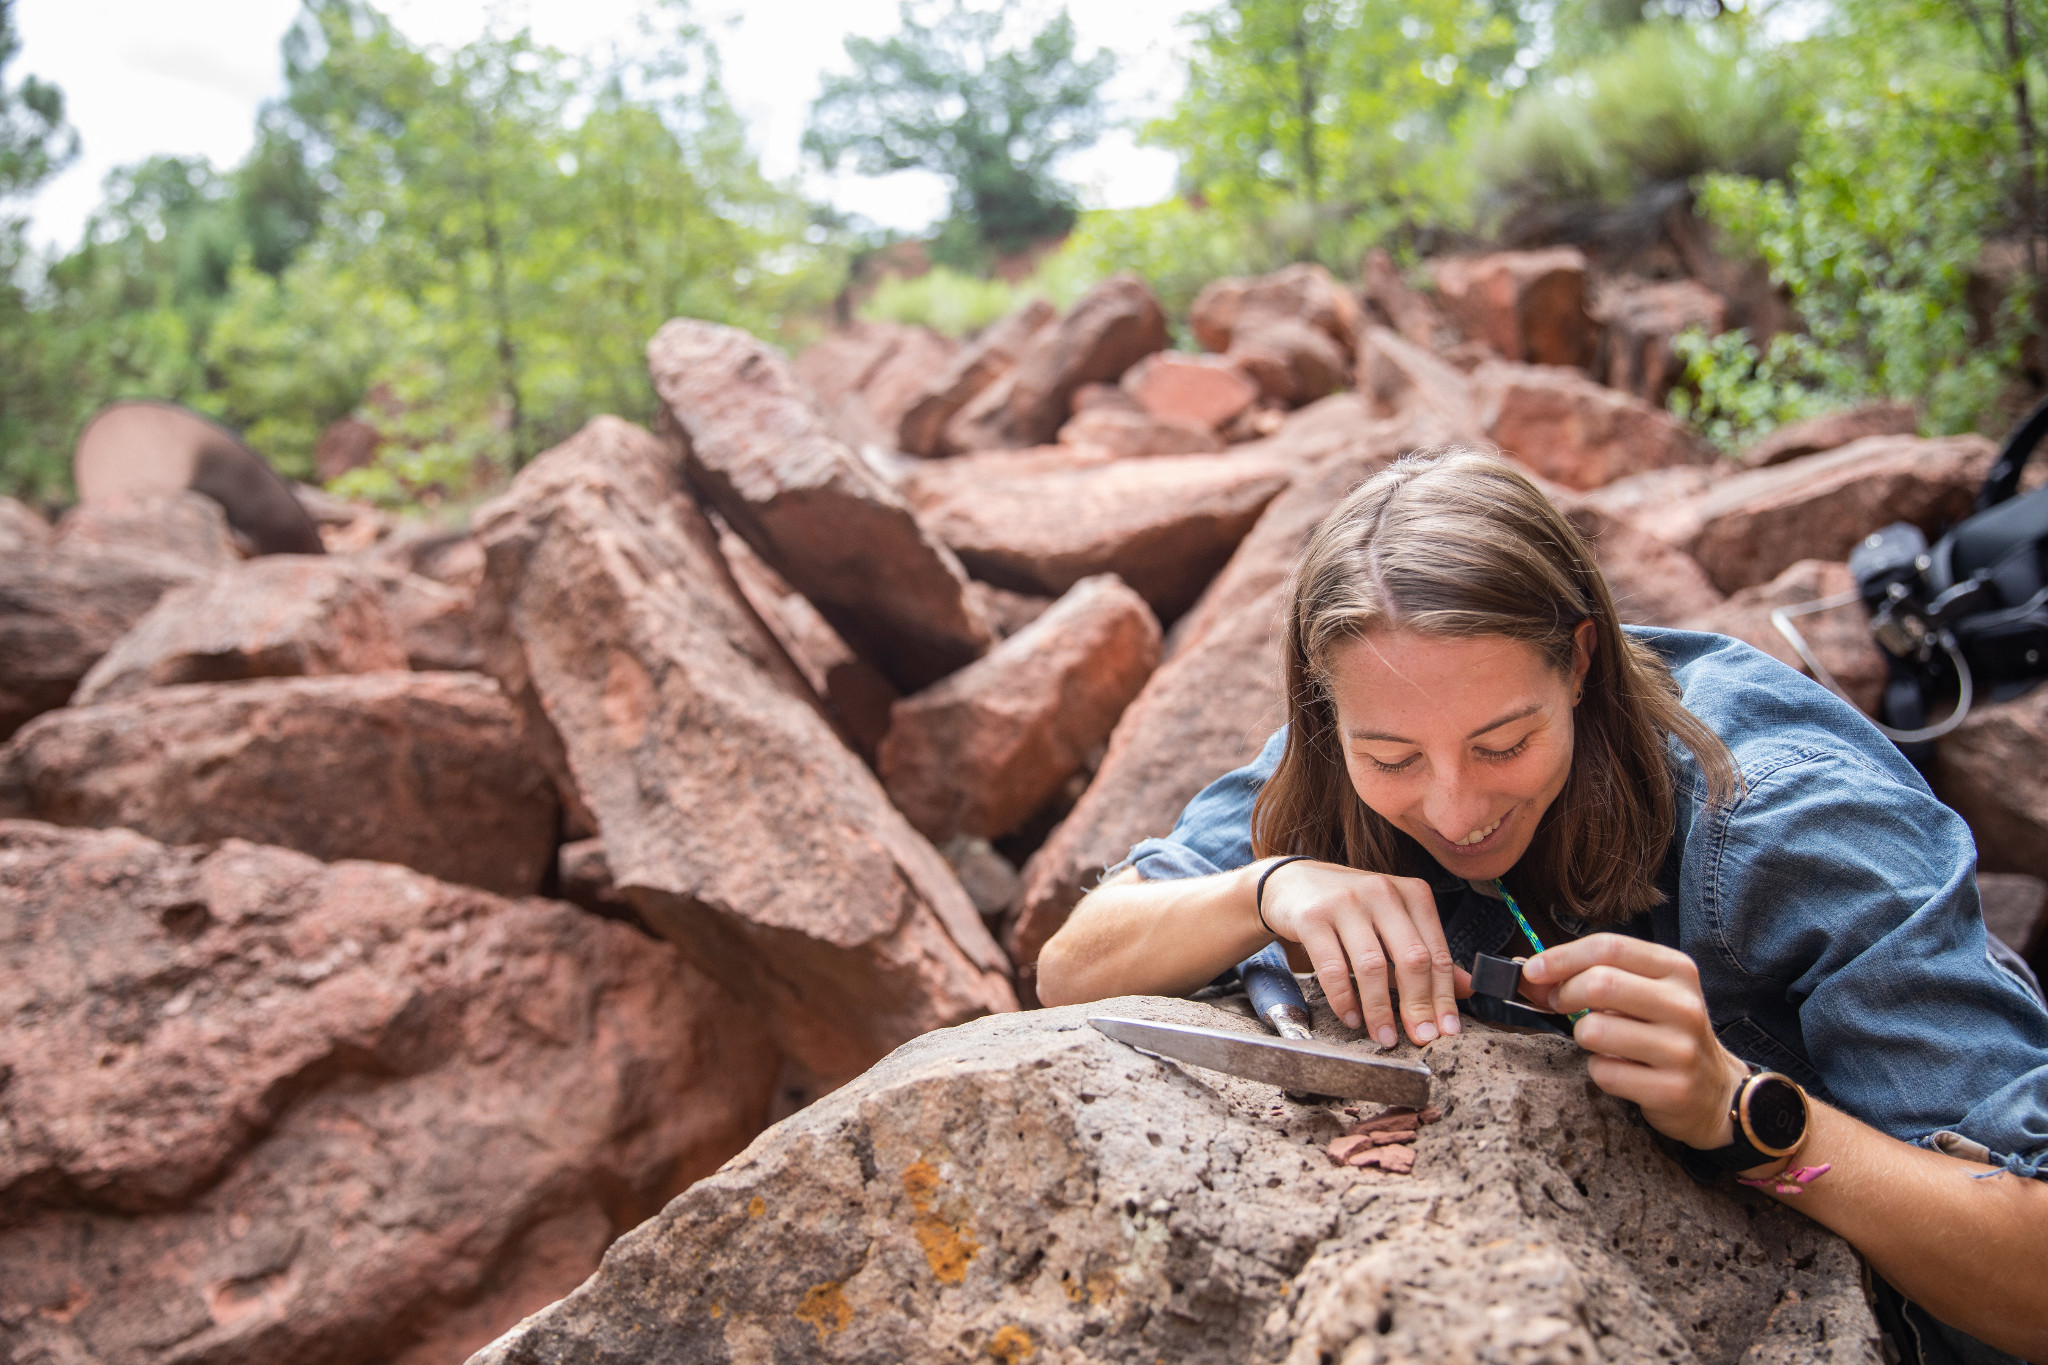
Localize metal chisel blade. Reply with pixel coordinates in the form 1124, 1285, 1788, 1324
1089, 1016, 1432, 1107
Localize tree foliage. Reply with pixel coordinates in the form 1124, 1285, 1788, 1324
805, 1, 1113, 268
1148, 0, 1525, 265
1673, 0, 2047, 446
0, 0, 840, 505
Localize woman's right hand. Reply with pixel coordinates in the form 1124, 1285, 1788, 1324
1257, 859, 1470, 1047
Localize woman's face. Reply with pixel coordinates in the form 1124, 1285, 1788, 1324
1324, 625, 1592, 882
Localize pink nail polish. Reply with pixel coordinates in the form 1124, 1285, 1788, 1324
1376, 1026, 1396, 1047
1414, 1022, 1438, 1042
1441, 1015, 1461, 1035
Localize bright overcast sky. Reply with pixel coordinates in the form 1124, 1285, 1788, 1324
13, 0, 1191, 254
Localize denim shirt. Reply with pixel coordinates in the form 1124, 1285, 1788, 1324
1122, 628, 2048, 1188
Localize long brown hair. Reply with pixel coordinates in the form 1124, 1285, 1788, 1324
1251, 448, 1738, 925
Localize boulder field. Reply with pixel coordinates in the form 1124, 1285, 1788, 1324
1, 249, 2040, 1362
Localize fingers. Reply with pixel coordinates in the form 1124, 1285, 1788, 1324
1572, 1011, 1703, 1072
1335, 915, 1399, 1045
1392, 878, 1463, 1040
1295, 920, 1364, 1034
1550, 963, 1707, 1030
1523, 933, 1693, 990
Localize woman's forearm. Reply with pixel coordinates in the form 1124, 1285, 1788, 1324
1035, 864, 1274, 1007
1764, 1102, 2048, 1359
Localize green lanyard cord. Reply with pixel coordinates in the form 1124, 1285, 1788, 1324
1493, 878, 1589, 1025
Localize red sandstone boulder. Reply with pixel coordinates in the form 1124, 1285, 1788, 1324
0, 546, 206, 740
1007, 425, 1424, 974
1685, 434, 1996, 593
1933, 686, 2048, 884
71, 556, 407, 705
648, 320, 992, 691
57, 490, 243, 568
1596, 279, 1727, 405
1478, 362, 1712, 491
899, 299, 1058, 456
1055, 405, 1223, 457
0, 820, 775, 1365
293, 480, 390, 554
968, 581, 1055, 638
1191, 264, 1360, 408
312, 414, 383, 482
797, 321, 958, 450
1738, 401, 1921, 469
1361, 247, 1449, 348
1680, 561, 1886, 714
905, 451, 1293, 623
717, 524, 899, 762
1355, 325, 1485, 437
1432, 247, 1599, 367
943, 277, 1169, 450
471, 417, 1014, 1085
0, 671, 558, 896
0, 496, 50, 550
1121, 351, 1259, 432
1190, 263, 1360, 359
879, 574, 1162, 844
370, 564, 484, 673
1563, 504, 1726, 627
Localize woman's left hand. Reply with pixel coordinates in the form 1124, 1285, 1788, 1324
1522, 934, 1752, 1153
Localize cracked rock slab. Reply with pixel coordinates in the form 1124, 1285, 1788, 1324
471, 995, 1877, 1365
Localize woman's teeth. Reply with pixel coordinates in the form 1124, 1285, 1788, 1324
1453, 816, 1504, 847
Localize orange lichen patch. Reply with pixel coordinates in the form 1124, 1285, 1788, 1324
985, 1324, 1036, 1362
748, 1196, 767, 1219
795, 1281, 853, 1343
1060, 1271, 1083, 1303
901, 1158, 981, 1285
1086, 1270, 1118, 1307
709, 1301, 722, 1318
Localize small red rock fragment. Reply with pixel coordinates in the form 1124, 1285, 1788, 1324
1347, 1143, 1416, 1174
1347, 1108, 1421, 1135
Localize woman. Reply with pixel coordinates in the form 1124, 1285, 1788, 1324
1037, 450, 2048, 1363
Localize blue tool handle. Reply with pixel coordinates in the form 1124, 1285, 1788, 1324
1240, 941, 1313, 1039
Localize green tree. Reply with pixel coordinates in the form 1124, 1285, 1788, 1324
1149, 0, 1525, 264
804, 0, 1114, 268
1674, 0, 2046, 446
0, 0, 78, 502
204, 0, 836, 496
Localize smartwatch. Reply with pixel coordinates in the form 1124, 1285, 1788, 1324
1679, 1067, 1811, 1179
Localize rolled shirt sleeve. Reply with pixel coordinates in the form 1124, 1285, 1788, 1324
1120, 728, 1287, 884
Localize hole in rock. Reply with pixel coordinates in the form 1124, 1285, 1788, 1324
159, 901, 214, 940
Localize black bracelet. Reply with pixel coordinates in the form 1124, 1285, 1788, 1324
1254, 855, 1313, 935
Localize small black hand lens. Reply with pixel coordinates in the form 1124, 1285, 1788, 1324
1466, 951, 1575, 1037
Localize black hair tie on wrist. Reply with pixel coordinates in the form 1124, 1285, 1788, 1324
1255, 855, 1314, 935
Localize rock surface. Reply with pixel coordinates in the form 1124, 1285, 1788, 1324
947, 278, 1168, 450
879, 575, 1162, 844
1680, 560, 1885, 715
0, 820, 777, 1365
1191, 265, 1358, 408
1120, 352, 1259, 432
472, 417, 1015, 1085
1738, 402, 1919, 470
1685, 434, 1996, 593
371, 564, 485, 673
1596, 278, 1726, 404
1933, 686, 2048, 884
1055, 406, 1223, 457
1564, 504, 1726, 628
0, 495, 51, 549
1479, 362, 1711, 491
1354, 325, 1484, 437
907, 451, 1292, 624
0, 546, 207, 740
1, 671, 558, 896
899, 299, 1057, 456
471, 996, 1876, 1365
72, 556, 408, 705
57, 490, 246, 568
1432, 247, 1599, 367
648, 322, 992, 691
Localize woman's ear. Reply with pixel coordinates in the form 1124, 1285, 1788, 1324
1571, 619, 1597, 698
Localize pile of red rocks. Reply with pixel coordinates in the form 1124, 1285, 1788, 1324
2, 248, 2039, 1363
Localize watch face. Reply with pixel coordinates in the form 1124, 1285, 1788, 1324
1743, 1075, 1808, 1155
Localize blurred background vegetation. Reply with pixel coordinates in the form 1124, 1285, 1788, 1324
1, 0, 2043, 503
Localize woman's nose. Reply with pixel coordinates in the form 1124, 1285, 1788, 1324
1422, 773, 1493, 843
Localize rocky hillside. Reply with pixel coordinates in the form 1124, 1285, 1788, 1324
2, 245, 2043, 1362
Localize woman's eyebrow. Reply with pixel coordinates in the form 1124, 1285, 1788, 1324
1346, 702, 1545, 747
